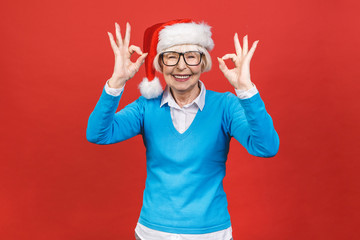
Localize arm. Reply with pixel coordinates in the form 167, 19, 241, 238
86, 85, 144, 144
219, 33, 279, 157
226, 92, 279, 157
86, 22, 148, 144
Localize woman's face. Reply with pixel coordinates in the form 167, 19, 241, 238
160, 45, 203, 95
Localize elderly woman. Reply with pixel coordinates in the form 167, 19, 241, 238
87, 19, 279, 240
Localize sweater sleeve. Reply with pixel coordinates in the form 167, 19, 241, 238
86, 87, 144, 145
225, 92, 280, 157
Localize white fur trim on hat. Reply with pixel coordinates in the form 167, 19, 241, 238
157, 22, 214, 53
139, 77, 163, 99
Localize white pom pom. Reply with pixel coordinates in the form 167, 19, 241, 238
139, 77, 163, 99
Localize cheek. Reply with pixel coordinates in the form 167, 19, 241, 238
162, 66, 173, 76
162, 69, 174, 84
192, 66, 202, 75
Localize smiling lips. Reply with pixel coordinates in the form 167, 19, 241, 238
173, 74, 192, 82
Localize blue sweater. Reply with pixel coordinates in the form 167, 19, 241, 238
87, 88, 279, 234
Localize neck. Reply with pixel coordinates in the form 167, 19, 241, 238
170, 82, 201, 108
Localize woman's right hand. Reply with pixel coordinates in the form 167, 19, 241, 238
107, 22, 148, 88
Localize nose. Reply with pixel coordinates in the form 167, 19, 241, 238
176, 55, 187, 70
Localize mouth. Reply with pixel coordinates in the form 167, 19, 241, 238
172, 74, 192, 82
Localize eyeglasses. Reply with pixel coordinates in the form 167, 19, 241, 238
160, 51, 204, 66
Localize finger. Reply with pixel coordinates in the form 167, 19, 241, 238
234, 33, 242, 56
245, 40, 259, 62
107, 32, 119, 54
217, 57, 229, 73
222, 54, 237, 63
243, 35, 248, 56
124, 22, 131, 48
133, 53, 148, 70
129, 45, 143, 56
115, 22, 123, 47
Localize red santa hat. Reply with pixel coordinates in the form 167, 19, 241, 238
139, 19, 214, 99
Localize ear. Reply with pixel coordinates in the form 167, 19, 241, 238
159, 59, 164, 72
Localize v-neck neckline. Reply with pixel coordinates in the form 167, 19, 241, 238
165, 104, 202, 140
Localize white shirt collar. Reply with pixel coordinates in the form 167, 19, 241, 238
160, 80, 206, 111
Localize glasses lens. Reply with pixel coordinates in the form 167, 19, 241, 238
184, 51, 201, 65
162, 52, 180, 66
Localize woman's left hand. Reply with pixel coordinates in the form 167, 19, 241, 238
218, 34, 259, 91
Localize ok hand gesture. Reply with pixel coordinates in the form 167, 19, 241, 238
107, 22, 148, 88
217, 34, 259, 91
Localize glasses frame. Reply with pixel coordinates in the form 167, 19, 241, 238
160, 51, 204, 66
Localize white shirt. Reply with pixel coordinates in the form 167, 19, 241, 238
104, 80, 258, 240
160, 81, 206, 133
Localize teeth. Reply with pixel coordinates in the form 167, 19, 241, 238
174, 75, 191, 79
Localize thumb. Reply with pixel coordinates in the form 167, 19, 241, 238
217, 57, 229, 74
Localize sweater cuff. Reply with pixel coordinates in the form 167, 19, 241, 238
235, 84, 258, 99
104, 80, 125, 97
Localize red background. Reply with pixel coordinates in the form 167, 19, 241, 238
1, 0, 360, 239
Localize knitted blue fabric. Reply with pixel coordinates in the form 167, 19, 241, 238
87, 87, 279, 234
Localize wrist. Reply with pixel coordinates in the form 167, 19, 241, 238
235, 82, 254, 91
108, 75, 127, 89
